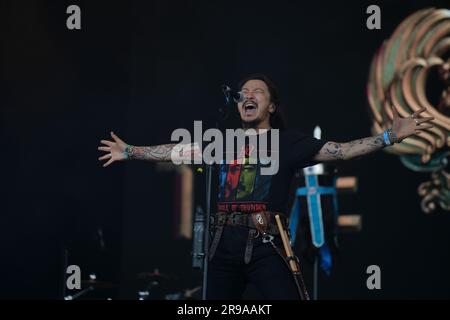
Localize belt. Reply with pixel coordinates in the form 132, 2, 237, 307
209, 211, 289, 264
210, 211, 288, 235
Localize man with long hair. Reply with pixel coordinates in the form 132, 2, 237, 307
98, 74, 433, 299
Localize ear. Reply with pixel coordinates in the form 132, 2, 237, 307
269, 103, 276, 114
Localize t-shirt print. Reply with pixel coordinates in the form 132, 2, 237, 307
216, 129, 326, 215
217, 141, 277, 213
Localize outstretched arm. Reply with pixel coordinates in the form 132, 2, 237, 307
314, 135, 385, 161
125, 144, 177, 161
313, 105, 434, 162
98, 132, 200, 167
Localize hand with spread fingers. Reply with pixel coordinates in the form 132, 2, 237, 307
391, 105, 435, 143
98, 131, 129, 167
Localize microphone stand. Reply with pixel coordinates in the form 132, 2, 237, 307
201, 86, 231, 300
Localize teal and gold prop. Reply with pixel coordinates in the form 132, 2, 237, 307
367, 8, 450, 213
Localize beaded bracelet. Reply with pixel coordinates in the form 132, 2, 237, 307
124, 145, 134, 159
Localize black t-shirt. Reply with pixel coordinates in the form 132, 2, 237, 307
216, 129, 327, 215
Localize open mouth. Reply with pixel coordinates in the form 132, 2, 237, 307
243, 101, 257, 116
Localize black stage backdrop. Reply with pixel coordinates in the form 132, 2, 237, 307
1, 0, 450, 299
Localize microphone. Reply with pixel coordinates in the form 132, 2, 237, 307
221, 85, 245, 104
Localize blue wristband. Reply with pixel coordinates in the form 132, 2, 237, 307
383, 130, 391, 146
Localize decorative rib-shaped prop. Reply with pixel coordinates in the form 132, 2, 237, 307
367, 8, 450, 213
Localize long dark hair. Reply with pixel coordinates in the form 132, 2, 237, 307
238, 73, 287, 131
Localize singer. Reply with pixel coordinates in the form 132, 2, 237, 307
98, 74, 433, 300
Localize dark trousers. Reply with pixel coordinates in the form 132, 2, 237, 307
206, 225, 301, 300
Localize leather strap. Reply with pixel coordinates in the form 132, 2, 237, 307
267, 238, 310, 300
208, 225, 224, 261
244, 229, 257, 264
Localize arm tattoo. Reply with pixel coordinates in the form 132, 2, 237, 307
129, 144, 177, 161
315, 134, 386, 162
324, 142, 344, 160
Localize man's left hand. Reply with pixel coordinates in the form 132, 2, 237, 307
391, 105, 434, 143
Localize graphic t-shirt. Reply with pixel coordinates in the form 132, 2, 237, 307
216, 129, 327, 215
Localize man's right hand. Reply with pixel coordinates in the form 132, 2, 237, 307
98, 131, 129, 167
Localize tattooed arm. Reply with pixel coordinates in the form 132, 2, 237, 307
313, 134, 386, 162
98, 132, 177, 167
127, 142, 201, 162
126, 144, 177, 161
98, 131, 200, 167
313, 105, 436, 162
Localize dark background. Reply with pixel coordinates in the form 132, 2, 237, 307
1, 0, 450, 299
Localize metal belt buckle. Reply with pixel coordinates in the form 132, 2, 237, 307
262, 233, 274, 243
218, 214, 226, 226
